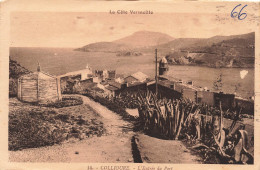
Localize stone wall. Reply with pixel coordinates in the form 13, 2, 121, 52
18, 78, 38, 103
182, 88, 196, 102
147, 83, 182, 99
38, 78, 60, 104
197, 90, 215, 106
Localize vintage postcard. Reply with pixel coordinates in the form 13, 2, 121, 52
0, 0, 259, 169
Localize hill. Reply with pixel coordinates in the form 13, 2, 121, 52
145, 32, 254, 52
139, 38, 205, 55
179, 32, 254, 52
114, 31, 174, 47
76, 31, 174, 53
75, 42, 131, 53
9, 59, 31, 97
162, 32, 255, 68
75, 31, 255, 68
9, 59, 31, 79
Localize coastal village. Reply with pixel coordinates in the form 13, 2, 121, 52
10, 53, 255, 164
20, 56, 252, 114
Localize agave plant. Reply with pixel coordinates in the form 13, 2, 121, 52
137, 91, 253, 164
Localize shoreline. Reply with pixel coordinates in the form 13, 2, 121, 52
167, 63, 255, 69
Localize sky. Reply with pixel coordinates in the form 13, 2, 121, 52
10, 2, 259, 47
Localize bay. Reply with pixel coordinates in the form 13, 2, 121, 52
10, 47, 254, 99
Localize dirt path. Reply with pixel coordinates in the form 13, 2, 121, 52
9, 95, 202, 163
135, 133, 202, 164
9, 95, 134, 163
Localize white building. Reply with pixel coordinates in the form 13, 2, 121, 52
58, 64, 93, 81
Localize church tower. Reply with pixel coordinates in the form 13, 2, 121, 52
159, 57, 169, 76
37, 62, 41, 72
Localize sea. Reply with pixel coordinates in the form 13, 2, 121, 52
10, 47, 254, 99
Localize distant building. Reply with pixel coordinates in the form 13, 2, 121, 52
104, 81, 122, 96
103, 70, 108, 79
90, 77, 100, 83
159, 57, 169, 76
147, 79, 182, 100
17, 64, 62, 104
81, 65, 93, 80
95, 70, 108, 80
124, 71, 148, 84
148, 77, 234, 109
108, 70, 116, 79
58, 64, 93, 81
115, 74, 124, 83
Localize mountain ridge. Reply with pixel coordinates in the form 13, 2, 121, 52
75, 31, 255, 68
164, 32, 254, 68
75, 31, 174, 52
113, 31, 174, 47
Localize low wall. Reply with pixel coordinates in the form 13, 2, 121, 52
235, 98, 254, 115
147, 84, 182, 99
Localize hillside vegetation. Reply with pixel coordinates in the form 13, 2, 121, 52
164, 32, 254, 68
9, 97, 104, 151
9, 59, 31, 79
9, 59, 31, 97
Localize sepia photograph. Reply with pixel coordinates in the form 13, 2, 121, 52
1, 0, 259, 168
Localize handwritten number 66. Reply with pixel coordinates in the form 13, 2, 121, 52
231, 4, 248, 20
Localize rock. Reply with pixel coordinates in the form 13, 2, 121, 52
75, 151, 79, 154
128, 158, 133, 162
116, 158, 120, 161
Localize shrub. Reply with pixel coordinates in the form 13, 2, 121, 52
9, 78, 18, 97
44, 96, 83, 108
9, 109, 66, 151
9, 101, 105, 151
81, 91, 136, 121
55, 114, 70, 122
